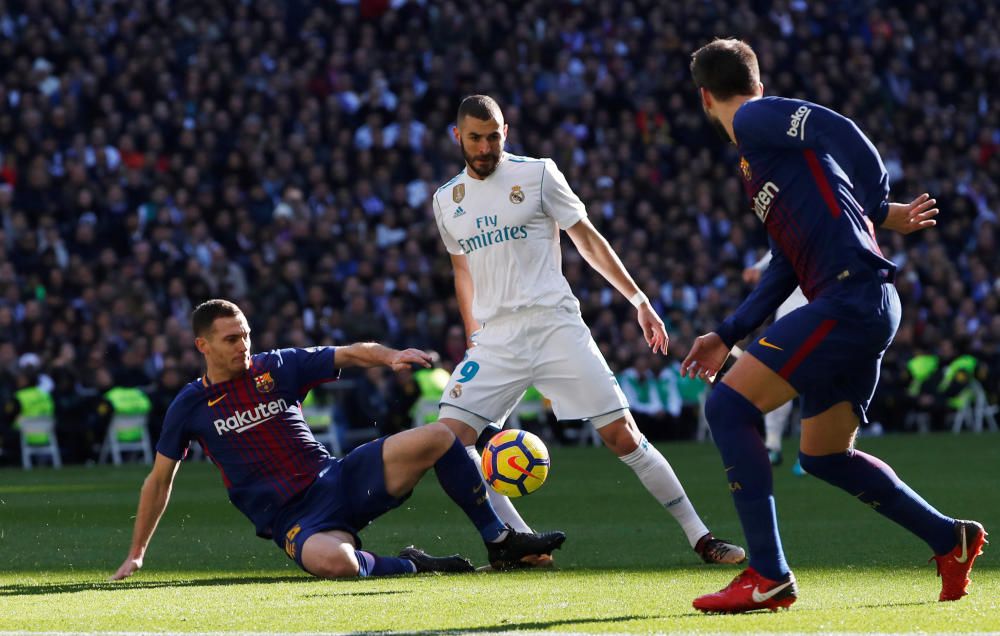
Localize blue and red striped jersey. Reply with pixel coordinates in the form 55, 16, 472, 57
157, 347, 339, 538
716, 96, 897, 348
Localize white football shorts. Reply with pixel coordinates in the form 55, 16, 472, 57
438, 305, 629, 434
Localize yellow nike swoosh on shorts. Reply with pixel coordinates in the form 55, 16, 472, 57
758, 337, 784, 351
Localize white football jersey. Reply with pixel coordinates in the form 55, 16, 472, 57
432, 153, 587, 324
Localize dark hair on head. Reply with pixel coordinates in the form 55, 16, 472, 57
191, 299, 242, 337
456, 94, 503, 124
690, 38, 760, 101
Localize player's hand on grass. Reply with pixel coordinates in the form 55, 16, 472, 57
389, 348, 433, 372
637, 304, 669, 355
681, 332, 730, 383
110, 556, 143, 581
884, 193, 938, 235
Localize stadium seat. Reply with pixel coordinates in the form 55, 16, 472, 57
695, 389, 712, 442
411, 367, 450, 427
18, 415, 63, 470
951, 380, 999, 434
904, 411, 932, 433
302, 392, 379, 456
330, 404, 381, 456
410, 397, 440, 428
100, 415, 153, 465
562, 421, 601, 446
301, 391, 337, 450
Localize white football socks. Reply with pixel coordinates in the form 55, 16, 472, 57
619, 438, 709, 547
465, 445, 533, 533
764, 400, 794, 452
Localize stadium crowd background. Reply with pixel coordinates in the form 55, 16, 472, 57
1, 0, 998, 464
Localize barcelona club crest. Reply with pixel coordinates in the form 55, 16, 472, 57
254, 371, 275, 393
452, 183, 465, 203
739, 156, 752, 181
509, 185, 525, 204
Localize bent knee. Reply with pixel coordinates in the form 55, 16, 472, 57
703, 386, 727, 422
307, 552, 359, 579
704, 383, 760, 430
598, 418, 640, 455
796, 450, 846, 477
439, 417, 479, 446
424, 422, 457, 448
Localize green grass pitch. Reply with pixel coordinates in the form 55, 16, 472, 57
0, 433, 997, 633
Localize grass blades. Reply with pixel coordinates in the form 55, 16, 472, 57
0, 432, 996, 633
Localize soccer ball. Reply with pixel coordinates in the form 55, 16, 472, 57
481, 429, 550, 497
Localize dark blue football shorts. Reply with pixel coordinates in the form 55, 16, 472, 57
744, 278, 901, 422
271, 437, 411, 570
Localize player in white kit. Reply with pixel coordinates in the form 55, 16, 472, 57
431, 95, 746, 566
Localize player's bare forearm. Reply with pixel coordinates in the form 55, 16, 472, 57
337, 343, 418, 368
112, 459, 177, 580
566, 219, 642, 298
566, 219, 668, 353
453, 272, 479, 340
130, 477, 171, 556
450, 254, 480, 342
336, 342, 432, 372
335, 342, 396, 368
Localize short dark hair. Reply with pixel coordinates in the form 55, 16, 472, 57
191, 299, 242, 337
456, 95, 503, 125
690, 38, 760, 101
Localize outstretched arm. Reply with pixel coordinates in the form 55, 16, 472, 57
335, 343, 432, 372
566, 217, 668, 355
111, 452, 181, 581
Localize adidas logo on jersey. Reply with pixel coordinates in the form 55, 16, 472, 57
454, 205, 466, 218
214, 398, 289, 435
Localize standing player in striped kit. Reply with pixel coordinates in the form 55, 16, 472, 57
684, 38, 985, 612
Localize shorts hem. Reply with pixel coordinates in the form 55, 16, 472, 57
439, 403, 493, 432
586, 408, 628, 429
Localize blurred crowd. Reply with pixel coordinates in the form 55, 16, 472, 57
1, 0, 998, 463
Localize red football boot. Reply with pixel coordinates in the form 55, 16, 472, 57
693, 566, 797, 613
932, 520, 987, 601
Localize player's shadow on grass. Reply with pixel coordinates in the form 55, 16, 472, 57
362, 614, 659, 635
0, 575, 311, 597
303, 590, 411, 598
666, 599, 935, 619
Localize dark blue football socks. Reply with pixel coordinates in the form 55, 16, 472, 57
705, 383, 790, 581
434, 437, 507, 542
799, 448, 956, 554
355, 550, 417, 576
